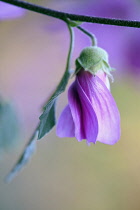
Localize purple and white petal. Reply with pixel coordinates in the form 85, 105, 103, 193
77, 71, 120, 145
56, 105, 75, 138
68, 82, 85, 141
68, 81, 98, 143
96, 70, 110, 90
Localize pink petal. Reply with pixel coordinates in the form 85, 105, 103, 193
68, 81, 98, 143
96, 70, 110, 90
77, 71, 120, 145
56, 105, 75, 138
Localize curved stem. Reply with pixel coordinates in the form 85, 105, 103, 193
66, 23, 74, 73
77, 26, 97, 46
1, 0, 140, 28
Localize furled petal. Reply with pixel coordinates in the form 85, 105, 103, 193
77, 71, 120, 145
57, 105, 75, 137
68, 81, 98, 143
96, 70, 110, 90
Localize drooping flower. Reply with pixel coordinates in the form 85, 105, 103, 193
56, 46, 120, 145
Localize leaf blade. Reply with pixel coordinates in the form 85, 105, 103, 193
38, 70, 70, 139
5, 130, 38, 182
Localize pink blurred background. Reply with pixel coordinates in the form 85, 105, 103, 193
0, 0, 140, 209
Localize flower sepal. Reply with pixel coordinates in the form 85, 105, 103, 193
75, 46, 114, 80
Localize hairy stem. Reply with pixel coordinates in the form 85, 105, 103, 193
1, 0, 140, 28
77, 26, 97, 46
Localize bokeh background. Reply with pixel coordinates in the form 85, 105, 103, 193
0, 0, 140, 209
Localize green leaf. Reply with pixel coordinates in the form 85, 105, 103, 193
38, 70, 71, 139
5, 130, 38, 182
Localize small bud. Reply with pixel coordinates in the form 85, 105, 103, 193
75, 46, 114, 79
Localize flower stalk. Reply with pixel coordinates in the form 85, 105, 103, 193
77, 26, 97, 46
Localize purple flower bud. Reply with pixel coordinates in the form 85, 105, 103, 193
0, 2, 25, 20
57, 70, 120, 145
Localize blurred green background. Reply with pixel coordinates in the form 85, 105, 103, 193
0, 0, 140, 209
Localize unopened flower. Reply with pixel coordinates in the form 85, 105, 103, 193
57, 46, 120, 145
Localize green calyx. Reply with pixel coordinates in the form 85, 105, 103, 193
75, 46, 114, 78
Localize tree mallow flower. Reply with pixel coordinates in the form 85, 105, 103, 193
57, 46, 120, 145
